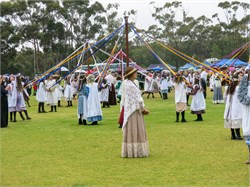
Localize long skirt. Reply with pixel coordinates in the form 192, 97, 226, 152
122, 110, 149, 158
108, 84, 117, 105
213, 86, 224, 104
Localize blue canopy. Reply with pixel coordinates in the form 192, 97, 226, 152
203, 61, 212, 66
147, 63, 176, 71
179, 63, 198, 71
211, 59, 248, 67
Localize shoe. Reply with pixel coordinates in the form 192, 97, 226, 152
118, 125, 122, 128
236, 136, 243, 140
83, 120, 87, 125
91, 121, 98, 125
181, 119, 187, 122
175, 120, 179, 122
42, 111, 47, 113
13, 119, 17, 122
78, 119, 83, 125
195, 118, 203, 121
231, 136, 236, 140
26, 117, 31, 120
246, 156, 250, 164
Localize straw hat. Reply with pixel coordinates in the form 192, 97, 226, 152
124, 66, 138, 78
52, 74, 60, 78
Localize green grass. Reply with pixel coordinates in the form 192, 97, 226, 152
1, 90, 249, 187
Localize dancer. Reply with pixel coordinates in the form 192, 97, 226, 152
173, 73, 187, 122
77, 74, 88, 125
121, 66, 149, 158
1, 75, 9, 128
224, 75, 243, 140
36, 79, 47, 113
237, 65, 250, 164
86, 74, 102, 125
213, 74, 224, 104
99, 78, 110, 108
46, 75, 57, 112
188, 75, 206, 121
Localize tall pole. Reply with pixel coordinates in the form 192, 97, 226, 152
33, 49, 36, 77
125, 16, 129, 67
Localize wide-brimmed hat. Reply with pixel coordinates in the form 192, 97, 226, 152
124, 66, 138, 78
175, 73, 181, 77
87, 74, 95, 83
52, 74, 60, 78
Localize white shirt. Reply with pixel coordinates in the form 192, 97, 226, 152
200, 71, 207, 82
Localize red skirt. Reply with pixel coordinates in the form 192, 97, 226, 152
118, 106, 124, 126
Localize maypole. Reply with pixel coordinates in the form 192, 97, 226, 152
125, 16, 129, 67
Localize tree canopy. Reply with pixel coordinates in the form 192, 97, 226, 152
1, 0, 249, 77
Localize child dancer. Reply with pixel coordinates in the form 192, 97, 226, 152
173, 73, 187, 122
188, 75, 206, 121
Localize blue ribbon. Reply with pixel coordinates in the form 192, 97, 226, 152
49, 24, 125, 88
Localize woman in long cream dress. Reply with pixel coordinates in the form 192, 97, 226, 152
121, 66, 149, 158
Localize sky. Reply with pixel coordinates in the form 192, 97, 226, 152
99, 0, 249, 29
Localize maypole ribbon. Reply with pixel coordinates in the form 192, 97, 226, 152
156, 40, 249, 82
151, 36, 231, 79
98, 27, 124, 85
131, 26, 194, 86
25, 42, 89, 88
88, 42, 102, 77
26, 25, 125, 88
92, 47, 147, 78
223, 42, 250, 69
49, 24, 125, 88
213, 41, 250, 67
130, 25, 176, 76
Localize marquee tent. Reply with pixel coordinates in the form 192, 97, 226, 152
179, 63, 198, 71
146, 64, 176, 71
211, 59, 248, 67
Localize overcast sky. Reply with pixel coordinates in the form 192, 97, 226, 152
99, 0, 249, 29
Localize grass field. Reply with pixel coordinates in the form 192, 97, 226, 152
0, 90, 249, 187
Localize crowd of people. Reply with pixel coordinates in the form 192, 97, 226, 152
1, 64, 250, 161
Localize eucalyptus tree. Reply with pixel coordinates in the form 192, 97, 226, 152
60, 0, 106, 48
149, 1, 192, 68
1, 1, 25, 74
1, 0, 62, 75
212, 1, 250, 59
